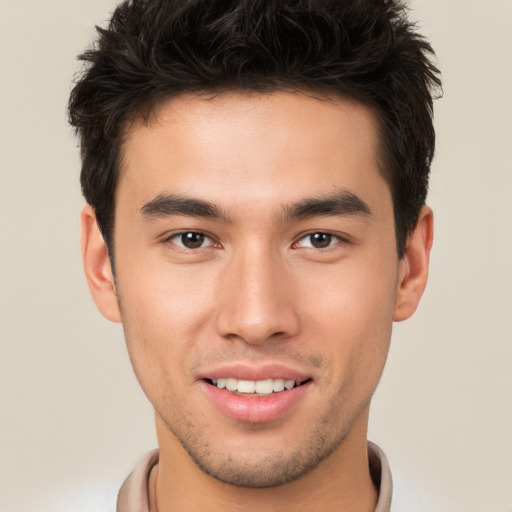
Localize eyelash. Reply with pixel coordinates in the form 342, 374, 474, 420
164, 231, 345, 252
293, 232, 343, 250
165, 231, 217, 251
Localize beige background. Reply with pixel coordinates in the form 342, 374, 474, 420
1, 0, 511, 510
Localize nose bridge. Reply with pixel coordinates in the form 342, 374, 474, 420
215, 240, 298, 344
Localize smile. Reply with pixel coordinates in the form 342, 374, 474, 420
209, 378, 306, 396
203, 377, 312, 423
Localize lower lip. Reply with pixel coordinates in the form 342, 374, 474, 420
201, 381, 312, 423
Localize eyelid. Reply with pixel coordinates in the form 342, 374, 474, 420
164, 230, 218, 250
293, 231, 346, 249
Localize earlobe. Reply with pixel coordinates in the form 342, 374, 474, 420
80, 205, 122, 323
393, 206, 434, 322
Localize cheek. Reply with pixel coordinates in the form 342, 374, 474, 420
297, 254, 397, 386
299, 252, 397, 329
118, 252, 216, 330
114, 260, 216, 397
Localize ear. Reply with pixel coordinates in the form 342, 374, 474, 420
80, 204, 121, 323
393, 206, 434, 322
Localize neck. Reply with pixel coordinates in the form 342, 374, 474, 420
151, 408, 378, 512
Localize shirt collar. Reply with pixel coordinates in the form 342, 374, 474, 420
117, 442, 392, 512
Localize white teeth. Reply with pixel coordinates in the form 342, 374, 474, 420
255, 379, 274, 394
237, 380, 255, 393
272, 379, 285, 392
226, 378, 238, 391
284, 379, 295, 390
211, 377, 303, 394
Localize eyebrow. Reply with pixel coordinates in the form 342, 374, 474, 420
140, 190, 372, 223
282, 190, 373, 221
140, 194, 228, 221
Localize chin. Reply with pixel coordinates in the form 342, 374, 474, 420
173, 418, 350, 488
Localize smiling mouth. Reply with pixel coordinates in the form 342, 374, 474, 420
206, 378, 311, 397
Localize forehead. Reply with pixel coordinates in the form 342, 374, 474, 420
117, 91, 389, 213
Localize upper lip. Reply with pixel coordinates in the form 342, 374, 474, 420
198, 363, 312, 383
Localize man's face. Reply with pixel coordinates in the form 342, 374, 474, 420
111, 92, 402, 486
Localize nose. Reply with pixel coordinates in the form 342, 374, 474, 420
215, 246, 300, 345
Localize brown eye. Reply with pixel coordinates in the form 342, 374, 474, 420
169, 232, 212, 249
309, 233, 332, 248
296, 232, 339, 249
181, 232, 205, 248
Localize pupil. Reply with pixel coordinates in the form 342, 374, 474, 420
182, 232, 204, 249
311, 233, 331, 248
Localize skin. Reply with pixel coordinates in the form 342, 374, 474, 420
81, 91, 433, 512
